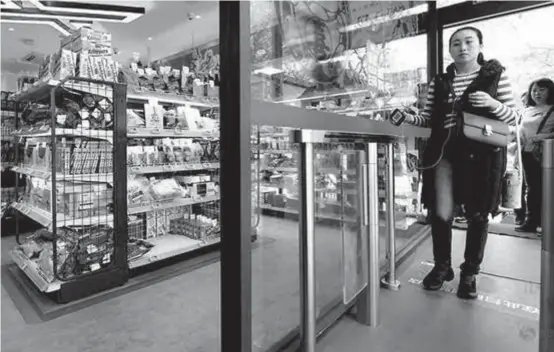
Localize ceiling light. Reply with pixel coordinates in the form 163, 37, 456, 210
148, 37, 152, 41
26, 0, 145, 23
0, 0, 22, 10
0, 18, 71, 36
8, 27, 15, 31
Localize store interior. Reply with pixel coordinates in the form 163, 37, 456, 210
1, 1, 552, 352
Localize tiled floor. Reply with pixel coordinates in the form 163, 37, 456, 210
1, 215, 422, 352
316, 230, 543, 352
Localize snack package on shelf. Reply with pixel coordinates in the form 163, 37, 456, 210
155, 209, 168, 237
207, 80, 218, 98
167, 69, 181, 93
144, 102, 164, 129
127, 237, 154, 261
181, 66, 191, 94
127, 109, 146, 128
146, 211, 157, 239
127, 145, 147, 167
192, 79, 205, 97
14, 225, 114, 282
149, 178, 186, 201
163, 108, 178, 128
54, 49, 78, 81
20, 103, 51, 125
127, 176, 153, 206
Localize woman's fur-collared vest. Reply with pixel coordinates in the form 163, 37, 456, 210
421, 59, 508, 216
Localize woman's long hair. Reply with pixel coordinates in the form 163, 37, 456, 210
526, 78, 554, 106
448, 26, 485, 65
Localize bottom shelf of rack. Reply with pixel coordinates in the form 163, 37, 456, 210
9, 249, 62, 293
128, 234, 220, 269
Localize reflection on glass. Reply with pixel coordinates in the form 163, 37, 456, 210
251, 1, 428, 117
250, 2, 432, 350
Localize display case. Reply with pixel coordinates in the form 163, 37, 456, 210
8, 77, 128, 303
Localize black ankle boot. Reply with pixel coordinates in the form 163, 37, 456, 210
457, 274, 477, 299
515, 221, 538, 233
422, 264, 454, 291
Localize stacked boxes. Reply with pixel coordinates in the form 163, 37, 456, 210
146, 206, 188, 239
60, 27, 118, 82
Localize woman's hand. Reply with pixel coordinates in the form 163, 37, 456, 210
469, 91, 501, 110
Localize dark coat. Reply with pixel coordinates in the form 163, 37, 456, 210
421, 59, 508, 216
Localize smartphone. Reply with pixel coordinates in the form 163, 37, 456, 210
390, 108, 406, 126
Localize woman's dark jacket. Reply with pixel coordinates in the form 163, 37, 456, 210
421, 59, 508, 216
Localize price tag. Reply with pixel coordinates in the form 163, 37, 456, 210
152, 128, 161, 135
129, 127, 138, 134
163, 165, 173, 171
131, 166, 140, 173
174, 127, 183, 135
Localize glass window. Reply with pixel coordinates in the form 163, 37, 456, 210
442, 5, 554, 108
251, 1, 428, 120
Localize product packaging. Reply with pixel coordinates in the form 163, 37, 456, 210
192, 79, 205, 97
61, 27, 112, 53
144, 103, 164, 129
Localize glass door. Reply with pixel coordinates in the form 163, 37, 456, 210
247, 1, 430, 350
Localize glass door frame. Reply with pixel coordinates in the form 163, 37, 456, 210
218, 1, 553, 352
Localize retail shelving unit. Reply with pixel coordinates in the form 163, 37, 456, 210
124, 90, 257, 269
8, 77, 128, 303
6, 75, 262, 301
1, 92, 27, 235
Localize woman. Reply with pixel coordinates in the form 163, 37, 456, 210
395, 26, 518, 299
515, 78, 554, 233
514, 92, 529, 226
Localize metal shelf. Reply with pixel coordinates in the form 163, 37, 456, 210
11, 165, 113, 182
128, 162, 219, 175
13, 79, 113, 102
10, 249, 62, 292
127, 91, 219, 108
128, 234, 222, 269
12, 202, 114, 228
127, 127, 218, 138
13, 127, 113, 142
128, 194, 220, 215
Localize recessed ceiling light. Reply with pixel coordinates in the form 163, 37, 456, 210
195, 15, 201, 19
148, 37, 152, 41
8, 28, 15, 31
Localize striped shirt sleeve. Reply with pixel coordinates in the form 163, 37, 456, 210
490, 70, 518, 126
409, 78, 435, 127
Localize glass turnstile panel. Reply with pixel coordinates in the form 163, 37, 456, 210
388, 136, 430, 255
311, 143, 368, 307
